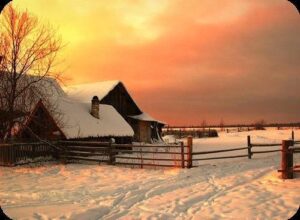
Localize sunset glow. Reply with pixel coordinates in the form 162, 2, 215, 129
12, 0, 300, 125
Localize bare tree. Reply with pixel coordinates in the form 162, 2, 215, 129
254, 119, 266, 130
201, 119, 207, 131
0, 6, 62, 141
219, 119, 225, 132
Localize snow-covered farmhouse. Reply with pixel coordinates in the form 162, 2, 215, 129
18, 79, 165, 143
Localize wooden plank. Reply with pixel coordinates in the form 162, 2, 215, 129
117, 144, 184, 149
59, 141, 110, 147
187, 136, 193, 169
281, 140, 294, 179
252, 145, 281, 148
113, 150, 185, 155
13, 142, 44, 146
192, 147, 248, 155
115, 156, 183, 162
65, 146, 109, 152
63, 151, 108, 157
115, 162, 178, 168
0, 144, 12, 147
248, 135, 252, 159
252, 150, 281, 154
181, 142, 185, 168
65, 145, 109, 149
251, 143, 281, 147
0, 143, 55, 166
64, 156, 109, 162
109, 142, 115, 165
290, 147, 300, 150
192, 154, 248, 161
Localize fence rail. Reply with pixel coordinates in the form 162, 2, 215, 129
251, 143, 281, 147
192, 154, 249, 162
192, 147, 248, 155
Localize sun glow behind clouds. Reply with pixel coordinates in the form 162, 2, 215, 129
9, 0, 300, 125
195, 1, 251, 24
15, 0, 169, 46
113, 0, 169, 45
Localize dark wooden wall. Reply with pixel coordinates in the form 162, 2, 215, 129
100, 83, 142, 117
100, 82, 164, 143
21, 107, 64, 141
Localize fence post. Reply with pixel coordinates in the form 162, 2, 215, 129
247, 135, 252, 159
288, 140, 294, 178
32, 144, 36, 159
180, 142, 185, 168
281, 140, 293, 179
9, 144, 14, 166
109, 141, 116, 165
140, 147, 143, 169
60, 142, 67, 164
187, 136, 193, 168
292, 130, 295, 141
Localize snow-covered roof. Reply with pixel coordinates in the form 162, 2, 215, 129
128, 113, 165, 124
34, 79, 135, 138
37, 77, 66, 98
1, 75, 135, 138
65, 81, 120, 102
29, 79, 134, 138
55, 97, 134, 139
65, 81, 165, 124
0, 74, 66, 112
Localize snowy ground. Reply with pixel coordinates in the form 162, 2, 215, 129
1, 129, 300, 219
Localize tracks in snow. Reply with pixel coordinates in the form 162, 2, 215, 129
101, 166, 273, 219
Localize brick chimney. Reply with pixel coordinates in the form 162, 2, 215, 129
91, 96, 100, 119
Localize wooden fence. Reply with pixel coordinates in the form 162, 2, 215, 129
0, 131, 297, 169
246, 135, 282, 159
58, 135, 289, 169
58, 141, 188, 168
189, 135, 286, 168
278, 140, 300, 179
0, 142, 54, 166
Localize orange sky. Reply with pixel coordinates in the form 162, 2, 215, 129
10, 0, 300, 125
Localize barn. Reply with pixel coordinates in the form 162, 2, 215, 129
11, 78, 165, 143
18, 97, 135, 144
66, 81, 165, 143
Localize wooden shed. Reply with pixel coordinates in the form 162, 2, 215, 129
67, 81, 165, 143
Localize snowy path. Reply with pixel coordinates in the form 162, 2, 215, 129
1, 129, 300, 219
1, 155, 300, 220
